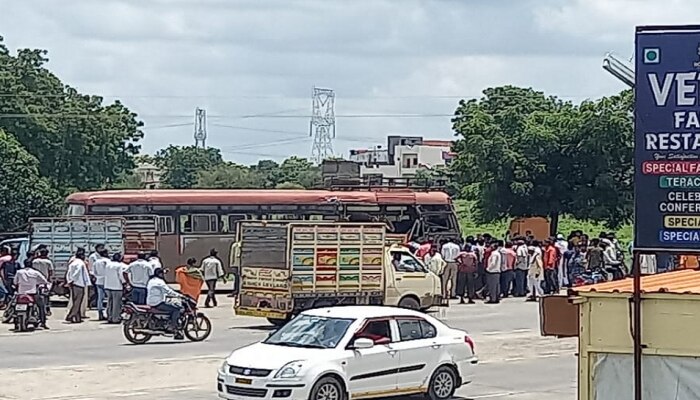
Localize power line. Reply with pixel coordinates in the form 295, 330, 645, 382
0, 112, 458, 119
0, 93, 602, 100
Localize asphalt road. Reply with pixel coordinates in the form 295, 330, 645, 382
0, 297, 577, 400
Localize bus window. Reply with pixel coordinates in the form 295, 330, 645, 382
226, 214, 247, 234
66, 204, 86, 216
90, 205, 128, 214
158, 216, 174, 234
191, 214, 218, 233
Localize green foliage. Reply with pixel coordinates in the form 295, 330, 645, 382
275, 182, 306, 189
0, 129, 61, 231
196, 163, 260, 189
451, 86, 633, 229
0, 38, 143, 193
155, 145, 224, 189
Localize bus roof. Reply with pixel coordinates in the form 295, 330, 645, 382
66, 189, 451, 206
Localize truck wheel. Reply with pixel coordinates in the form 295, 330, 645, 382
399, 296, 420, 310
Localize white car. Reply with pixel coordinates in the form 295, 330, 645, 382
218, 306, 477, 400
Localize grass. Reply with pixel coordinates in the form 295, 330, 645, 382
455, 200, 633, 247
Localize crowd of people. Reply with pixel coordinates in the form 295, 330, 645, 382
408, 230, 629, 304
0, 244, 227, 334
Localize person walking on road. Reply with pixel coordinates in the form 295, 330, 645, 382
104, 253, 127, 324
203, 249, 226, 308
124, 253, 153, 305
440, 239, 461, 299
485, 241, 503, 304
92, 249, 109, 320
66, 248, 90, 323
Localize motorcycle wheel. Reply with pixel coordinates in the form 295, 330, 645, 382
2, 307, 14, 324
123, 317, 152, 345
184, 313, 212, 342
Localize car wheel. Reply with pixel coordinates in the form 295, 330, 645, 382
308, 376, 344, 400
398, 296, 420, 310
426, 365, 457, 400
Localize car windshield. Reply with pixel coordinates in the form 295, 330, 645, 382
264, 315, 355, 349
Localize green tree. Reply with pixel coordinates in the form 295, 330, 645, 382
451, 86, 632, 232
278, 156, 321, 188
196, 163, 261, 189
155, 145, 224, 189
0, 129, 61, 232
0, 38, 144, 193
275, 182, 306, 189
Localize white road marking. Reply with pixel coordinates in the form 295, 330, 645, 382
114, 392, 149, 397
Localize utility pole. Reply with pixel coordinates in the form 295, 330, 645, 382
194, 107, 207, 148
310, 87, 336, 163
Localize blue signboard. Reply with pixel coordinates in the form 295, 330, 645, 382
635, 26, 700, 251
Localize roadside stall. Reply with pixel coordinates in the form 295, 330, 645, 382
540, 269, 700, 399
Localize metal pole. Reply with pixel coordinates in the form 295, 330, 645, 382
632, 250, 642, 400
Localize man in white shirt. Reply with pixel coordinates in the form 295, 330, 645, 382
514, 239, 530, 297
14, 261, 50, 329
66, 248, 91, 323
92, 249, 109, 320
125, 253, 154, 305
104, 253, 127, 324
424, 247, 446, 276
440, 239, 461, 299
485, 241, 503, 304
202, 249, 225, 308
555, 234, 569, 288
147, 268, 184, 339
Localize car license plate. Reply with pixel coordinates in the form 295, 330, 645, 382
15, 304, 27, 311
235, 377, 252, 385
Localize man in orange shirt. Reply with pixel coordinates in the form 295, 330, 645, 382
543, 239, 559, 294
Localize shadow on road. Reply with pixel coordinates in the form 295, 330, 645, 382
229, 324, 276, 332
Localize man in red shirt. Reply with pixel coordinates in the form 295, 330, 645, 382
543, 239, 559, 294
500, 242, 517, 298
456, 247, 478, 304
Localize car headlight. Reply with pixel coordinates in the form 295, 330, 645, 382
274, 360, 305, 379
219, 361, 228, 375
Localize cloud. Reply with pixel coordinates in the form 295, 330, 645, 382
0, 0, 689, 164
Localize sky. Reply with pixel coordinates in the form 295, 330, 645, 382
1, 0, 696, 164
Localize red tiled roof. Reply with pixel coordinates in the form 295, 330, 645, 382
422, 140, 453, 147
574, 269, 700, 295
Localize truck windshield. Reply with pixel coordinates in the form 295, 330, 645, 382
264, 315, 355, 349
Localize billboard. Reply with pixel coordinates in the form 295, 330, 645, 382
635, 26, 700, 252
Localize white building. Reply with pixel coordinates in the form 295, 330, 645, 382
134, 162, 162, 188
348, 136, 455, 179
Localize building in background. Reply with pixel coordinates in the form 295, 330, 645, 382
134, 161, 162, 189
348, 135, 454, 179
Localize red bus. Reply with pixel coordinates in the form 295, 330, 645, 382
65, 189, 460, 278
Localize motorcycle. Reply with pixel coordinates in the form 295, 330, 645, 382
13, 285, 48, 332
121, 294, 212, 344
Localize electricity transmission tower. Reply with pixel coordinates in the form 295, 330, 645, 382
603, 52, 634, 88
194, 108, 207, 148
309, 87, 336, 163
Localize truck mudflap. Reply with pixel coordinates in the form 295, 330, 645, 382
433, 294, 449, 307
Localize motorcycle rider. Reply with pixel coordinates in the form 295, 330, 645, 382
13, 261, 50, 329
146, 268, 184, 340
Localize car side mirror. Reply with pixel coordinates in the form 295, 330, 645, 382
352, 338, 375, 350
